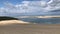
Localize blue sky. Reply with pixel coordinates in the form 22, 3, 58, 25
0, 0, 22, 7
0, 0, 50, 7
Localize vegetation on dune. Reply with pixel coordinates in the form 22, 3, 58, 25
0, 16, 18, 21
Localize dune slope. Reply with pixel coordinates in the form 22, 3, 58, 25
0, 20, 30, 25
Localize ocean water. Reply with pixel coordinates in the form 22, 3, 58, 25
19, 18, 60, 24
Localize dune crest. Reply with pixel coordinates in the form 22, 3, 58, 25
0, 20, 30, 25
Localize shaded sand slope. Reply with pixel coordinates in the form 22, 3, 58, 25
0, 24, 60, 34
0, 20, 30, 25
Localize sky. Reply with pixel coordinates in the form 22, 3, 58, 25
0, 0, 60, 17
0, 0, 50, 7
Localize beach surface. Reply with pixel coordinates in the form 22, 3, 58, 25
0, 23, 60, 34
0, 20, 60, 34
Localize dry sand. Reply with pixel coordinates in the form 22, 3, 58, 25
0, 20, 60, 34
0, 20, 30, 25
0, 24, 60, 34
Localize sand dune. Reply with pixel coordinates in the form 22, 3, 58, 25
0, 20, 30, 25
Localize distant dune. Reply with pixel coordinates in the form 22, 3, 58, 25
16, 16, 60, 18
0, 20, 30, 26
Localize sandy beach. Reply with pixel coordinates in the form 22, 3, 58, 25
0, 21, 60, 34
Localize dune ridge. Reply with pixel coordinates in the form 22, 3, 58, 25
0, 20, 30, 25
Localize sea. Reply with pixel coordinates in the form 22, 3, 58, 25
19, 18, 60, 24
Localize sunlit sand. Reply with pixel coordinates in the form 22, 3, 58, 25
0, 20, 30, 25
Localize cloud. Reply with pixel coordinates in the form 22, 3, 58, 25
0, 0, 60, 16
47, 0, 60, 10
0, 1, 45, 15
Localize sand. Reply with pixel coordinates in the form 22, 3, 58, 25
0, 23, 60, 34
0, 20, 60, 34
0, 20, 30, 25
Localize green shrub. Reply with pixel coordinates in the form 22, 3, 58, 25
0, 16, 18, 21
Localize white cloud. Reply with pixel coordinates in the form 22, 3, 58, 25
48, 0, 53, 4
0, 0, 60, 16
47, 0, 60, 10
1, 1, 47, 13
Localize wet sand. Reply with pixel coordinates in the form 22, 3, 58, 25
0, 24, 60, 34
